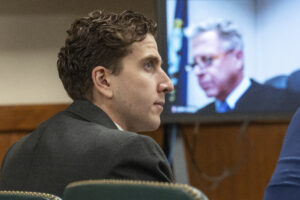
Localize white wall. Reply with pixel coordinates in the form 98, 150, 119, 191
0, 0, 156, 105
0, 15, 75, 105
256, 0, 300, 81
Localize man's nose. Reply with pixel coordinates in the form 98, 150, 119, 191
158, 70, 174, 93
193, 64, 207, 75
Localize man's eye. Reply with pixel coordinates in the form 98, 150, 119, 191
145, 62, 154, 70
202, 56, 213, 64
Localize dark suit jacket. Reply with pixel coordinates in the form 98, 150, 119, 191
0, 100, 174, 197
263, 108, 300, 200
197, 79, 300, 114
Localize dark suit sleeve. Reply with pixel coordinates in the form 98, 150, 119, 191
264, 108, 300, 200
107, 134, 175, 183
196, 102, 216, 114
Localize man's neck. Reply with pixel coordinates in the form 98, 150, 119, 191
219, 76, 251, 109
92, 99, 127, 131
218, 74, 244, 101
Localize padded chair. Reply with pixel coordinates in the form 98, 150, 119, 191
63, 179, 209, 200
287, 69, 300, 93
264, 75, 288, 89
0, 190, 61, 200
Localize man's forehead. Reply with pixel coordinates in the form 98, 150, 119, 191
128, 34, 161, 61
131, 34, 158, 49
192, 30, 223, 53
192, 30, 219, 44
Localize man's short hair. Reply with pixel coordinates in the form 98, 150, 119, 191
185, 19, 243, 52
57, 10, 157, 100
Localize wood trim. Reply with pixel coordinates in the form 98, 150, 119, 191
182, 122, 288, 200
0, 104, 69, 132
0, 104, 69, 174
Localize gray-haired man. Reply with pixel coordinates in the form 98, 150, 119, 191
186, 19, 300, 113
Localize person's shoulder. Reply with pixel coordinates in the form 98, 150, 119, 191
196, 102, 216, 114
242, 79, 288, 101
251, 78, 300, 102
263, 108, 300, 200
106, 130, 174, 182
281, 107, 300, 142
249, 79, 277, 91
104, 129, 161, 152
93, 127, 147, 146
238, 79, 300, 112
249, 79, 286, 94
27, 106, 160, 152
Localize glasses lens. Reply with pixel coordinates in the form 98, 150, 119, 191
201, 56, 214, 65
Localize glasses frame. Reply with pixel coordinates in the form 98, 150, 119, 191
191, 48, 235, 71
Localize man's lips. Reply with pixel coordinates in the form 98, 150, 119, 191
154, 101, 165, 106
199, 82, 212, 90
154, 101, 165, 110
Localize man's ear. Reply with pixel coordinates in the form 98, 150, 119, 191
236, 49, 243, 60
234, 49, 243, 70
92, 66, 113, 98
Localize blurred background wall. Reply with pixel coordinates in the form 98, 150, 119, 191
0, 0, 156, 105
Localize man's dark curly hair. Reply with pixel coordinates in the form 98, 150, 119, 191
57, 10, 157, 100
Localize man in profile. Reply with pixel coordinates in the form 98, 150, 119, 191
185, 19, 300, 113
0, 10, 174, 197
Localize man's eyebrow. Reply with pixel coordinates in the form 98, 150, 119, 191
140, 55, 163, 65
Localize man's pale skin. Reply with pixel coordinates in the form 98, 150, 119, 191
92, 34, 174, 132
192, 30, 243, 101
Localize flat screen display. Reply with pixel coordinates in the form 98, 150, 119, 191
158, 0, 300, 123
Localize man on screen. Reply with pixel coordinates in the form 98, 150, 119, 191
185, 19, 300, 113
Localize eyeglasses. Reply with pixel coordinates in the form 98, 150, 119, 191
190, 49, 233, 70
192, 54, 222, 68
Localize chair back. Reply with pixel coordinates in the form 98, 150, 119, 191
0, 190, 61, 200
287, 69, 300, 93
63, 179, 208, 200
264, 75, 288, 89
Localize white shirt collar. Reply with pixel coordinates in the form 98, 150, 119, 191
216, 77, 251, 110
113, 121, 124, 131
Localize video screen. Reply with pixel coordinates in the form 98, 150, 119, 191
160, 0, 300, 122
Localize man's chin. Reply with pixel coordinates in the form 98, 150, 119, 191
137, 118, 161, 133
205, 92, 217, 98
